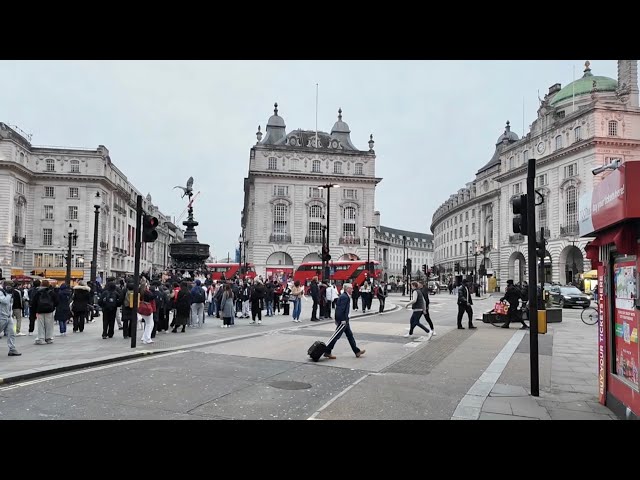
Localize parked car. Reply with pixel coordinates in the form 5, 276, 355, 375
549, 285, 591, 308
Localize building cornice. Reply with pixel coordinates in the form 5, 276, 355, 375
249, 170, 382, 185
431, 189, 499, 231
253, 144, 374, 158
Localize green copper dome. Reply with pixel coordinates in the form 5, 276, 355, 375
550, 61, 617, 106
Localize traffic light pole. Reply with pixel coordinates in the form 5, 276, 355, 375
526, 158, 539, 396
131, 194, 143, 349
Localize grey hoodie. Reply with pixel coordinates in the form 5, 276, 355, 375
0, 287, 13, 321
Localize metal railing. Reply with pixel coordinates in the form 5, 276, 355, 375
270, 233, 291, 243
339, 236, 361, 245
12, 234, 26, 245
305, 234, 323, 244
560, 223, 579, 236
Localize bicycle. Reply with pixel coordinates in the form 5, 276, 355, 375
581, 306, 599, 325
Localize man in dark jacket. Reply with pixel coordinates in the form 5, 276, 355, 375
99, 281, 120, 339
323, 283, 365, 360
27, 279, 41, 336
10, 282, 24, 335
500, 279, 528, 329
457, 278, 476, 330
121, 282, 135, 339
418, 281, 436, 335
309, 276, 320, 321
31, 280, 59, 344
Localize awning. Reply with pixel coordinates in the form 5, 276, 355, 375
585, 223, 637, 266
583, 269, 598, 279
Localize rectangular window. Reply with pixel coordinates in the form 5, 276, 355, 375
536, 174, 548, 187
472, 208, 475, 218
472, 223, 476, 234
68, 206, 78, 220
70, 160, 80, 173
512, 183, 521, 195
556, 135, 563, 150
538, 195, 548, 228
566, 187, 577, 226
312, 160, 321, 173
564, 163, 577, 178
69, 187, 79, 198
72, 233, 78, 247
45, 159, 55, 172
268, 157, 278, 170
274, 185, 288, 196
16, 181, 25, 194
273, 204, 288, 234
574, 126, 582, 142
334, 162, 343, 174
290, 159, 299, 171
355, 163, 363, 175
344, 189, 356, 199
465, 225, 469, 236
608, 121, 618, 136
44, 205, 54, 220
309, 187, 322, 198
465, 211, 469, 220
523, 150, 529, 162
342, 223, 356, 237
45, 186, 55, 197
75, 256, 84, 268
43, 228, 53, 246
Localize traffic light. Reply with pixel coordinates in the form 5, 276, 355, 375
512, 194, 528, 235
455, 262, 460, 272
402, 265, 407, 276
536, 238, 545, 259
321, 245, 331, 262
422, 264, 427, 274
406, 258, 412, 274
142, 215, 159, 243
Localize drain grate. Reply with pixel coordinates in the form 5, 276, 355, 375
269, 381, 312, 390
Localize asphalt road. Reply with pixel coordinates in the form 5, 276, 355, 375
0, 292, 590, 420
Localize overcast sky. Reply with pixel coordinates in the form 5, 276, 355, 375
0, 60, 619, 258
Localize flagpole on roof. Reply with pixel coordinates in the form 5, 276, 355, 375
315, 83, 319, 148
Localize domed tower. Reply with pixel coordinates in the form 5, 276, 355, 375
550, 61, 618, 108
476, 121, 519, 175
260, 103, 287, 145
330, 108, 357, 150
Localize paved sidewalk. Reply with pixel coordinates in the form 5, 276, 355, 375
0, 297, 397, 384
453, 312, 617, 420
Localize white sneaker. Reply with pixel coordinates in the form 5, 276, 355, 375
427, 331, 434, 340
257, 320, 262, 325
28, 332, 33, 336
403, 333, 411, 338
431, 330, 437, 336
249, 321, 256, 324
16, 332, 26, 336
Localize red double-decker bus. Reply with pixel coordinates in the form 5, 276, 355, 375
205, 263, 257, 281
293, 260, 381, 287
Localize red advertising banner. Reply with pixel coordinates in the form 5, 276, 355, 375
613, 259, 639, 389
598, 265, 607, 404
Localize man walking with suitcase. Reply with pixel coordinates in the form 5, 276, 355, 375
323, 283, 365, 360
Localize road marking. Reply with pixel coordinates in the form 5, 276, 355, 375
307, 373, 370, 420
450, 330, 526, 420
0, 350, 187, 391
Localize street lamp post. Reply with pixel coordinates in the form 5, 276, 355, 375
363, 225, 377, 276
463, 240, 470, 279
65, 223, 78, 286
90, 192, 101, 285
238, 233, 243, 276
318, 183, 339, 281
402, 235, 407, 296
321, 217, 327, 280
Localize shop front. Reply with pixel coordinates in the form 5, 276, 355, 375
579, 161, 640, 420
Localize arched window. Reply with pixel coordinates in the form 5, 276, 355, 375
334, 162, 343, 174
509, 156, 514, 169
565, 186, 577, 229
312, 160, 321, 173
355, 163, 363, 175
608, 120, 618, 136
45, 159, 55, 172
70, 160, 80, 173
273, 203, 288, 235
342, 206, 356, 239
555, 135, 563, 150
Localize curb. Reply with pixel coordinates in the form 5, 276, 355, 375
0, 302, 402, 386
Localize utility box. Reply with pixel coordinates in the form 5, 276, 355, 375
546, 308, 562, 323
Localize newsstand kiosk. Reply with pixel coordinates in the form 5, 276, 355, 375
579, 160, 640, 420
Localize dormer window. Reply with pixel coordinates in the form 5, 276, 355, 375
608, 121, 618, 136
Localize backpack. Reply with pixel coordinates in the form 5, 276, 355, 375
193, 287, 206, 304
154, 289, 166, 310
37, 289, 55, 313
102, 291, 119, 311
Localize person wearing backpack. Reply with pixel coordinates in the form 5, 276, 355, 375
31, 280, 59, 345
71, 280, 92, 333
151, 281, 167, 337
27, 279, 41, 336
189, 279, 206, 328
99, 281, 120, 339
55, 284, 72, 336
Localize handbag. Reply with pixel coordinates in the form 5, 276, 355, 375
138, 301, 153, 316
494, 302, 509, 315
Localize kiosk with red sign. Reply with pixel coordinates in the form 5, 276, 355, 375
579, 160, 640, 420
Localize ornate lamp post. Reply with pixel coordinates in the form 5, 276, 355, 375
65, 223, 78, 286
90, 191, 101, 285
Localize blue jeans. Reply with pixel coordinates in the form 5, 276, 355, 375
293, 298, 302, 320
266, 300, 273, 316
207, 301, 214, 316
58, 319, 67, 334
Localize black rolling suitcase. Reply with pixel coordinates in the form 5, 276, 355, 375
308, 341, 326, 362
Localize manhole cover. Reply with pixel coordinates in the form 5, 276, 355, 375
269, 381, 312, 390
